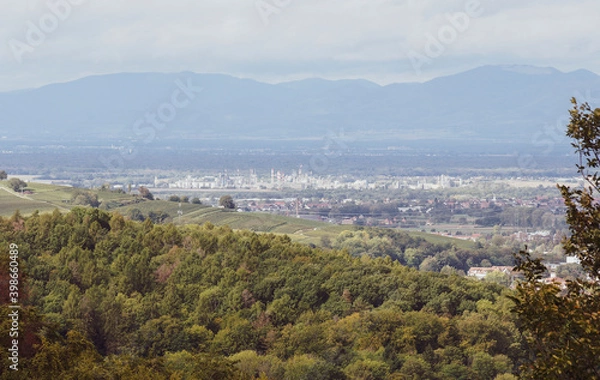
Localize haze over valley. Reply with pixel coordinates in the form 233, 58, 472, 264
1, 1, 600, 377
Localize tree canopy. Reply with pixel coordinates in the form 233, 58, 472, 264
219, 195, 236, 209
0, 207, 523, 378
138, 186, 154, 200
511, 99, 600, 378
8, 178, 26, 192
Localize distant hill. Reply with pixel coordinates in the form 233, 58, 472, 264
0, 180, 471, 248
1, 65, 598, 147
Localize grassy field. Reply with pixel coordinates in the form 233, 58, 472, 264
0, 181, 73, 216
114, 200, 354, 245
406, 231, 475, 250
0, 181, 473, 248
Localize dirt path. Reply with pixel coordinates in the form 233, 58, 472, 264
0, 186, 31, 200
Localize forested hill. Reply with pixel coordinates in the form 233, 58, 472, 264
0, 208, 522, 379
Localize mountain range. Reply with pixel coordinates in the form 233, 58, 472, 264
1, 65, 599, 149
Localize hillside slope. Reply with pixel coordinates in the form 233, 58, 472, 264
0, 208, 522, 378
0, 180, 471, 248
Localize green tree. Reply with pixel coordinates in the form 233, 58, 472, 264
212, 316, 258, 355
230, 350, 285, 379
71, 189, 100, 207
511, 99, 600, 378
344, 358, 390, 380
27, 330, 105, 380
0, 170, 7, 180
8, 178, 26, 192
284, 354, 344, 380
219, 195, 236, 209
148, 211, 169, 224
164, 351, 240, 380
138, 186, 154, 200
128, 208, 145, 222
419, 256, 440, 272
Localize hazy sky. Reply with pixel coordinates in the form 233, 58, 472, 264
0, 0, 598, 91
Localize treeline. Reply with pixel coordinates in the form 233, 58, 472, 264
0, 208, 523, 379
315, 198, 565, 231
421, 200, 565, 230
331, 228, 515, 272
472, 206, 565, 229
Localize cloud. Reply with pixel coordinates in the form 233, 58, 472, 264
0, 0, 598, 91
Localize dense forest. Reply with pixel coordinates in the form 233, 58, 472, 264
0, 207, 523, 379
329, 229, 518, 274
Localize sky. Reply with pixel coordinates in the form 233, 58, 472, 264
0, 0, 599, 92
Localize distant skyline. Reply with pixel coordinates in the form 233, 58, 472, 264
1, 0, 599, 91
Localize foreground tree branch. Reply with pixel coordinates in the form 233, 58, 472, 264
511, 99, 600, 379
